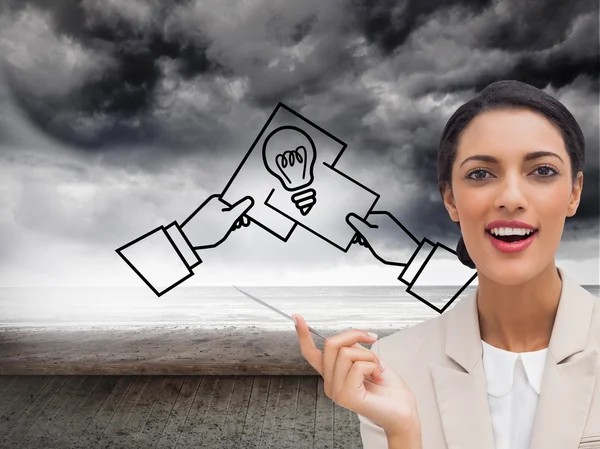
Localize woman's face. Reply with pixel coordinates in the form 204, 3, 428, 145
443, 108, 583, 286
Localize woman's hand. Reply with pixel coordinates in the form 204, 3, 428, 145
293, 314, 422, 440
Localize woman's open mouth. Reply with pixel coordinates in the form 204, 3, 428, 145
486, 227, 538, 253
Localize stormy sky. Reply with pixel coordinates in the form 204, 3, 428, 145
0, 0, 598, 287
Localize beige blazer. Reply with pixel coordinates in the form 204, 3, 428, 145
359, 267, 600, 449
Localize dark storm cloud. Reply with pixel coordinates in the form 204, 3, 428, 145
338, 0, 599, 244
374, 0, 599, 97
466, 11, 598, 95
0, 0, 597, 264
1, 0, 368, 153
349, 0, 493, 55
3, 0, 220, 82
2, 0, 228, 150
482, 0, 595, 52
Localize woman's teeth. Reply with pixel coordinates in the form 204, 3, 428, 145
489, 227, 534, 237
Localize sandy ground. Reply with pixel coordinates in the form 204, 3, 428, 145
0, 325, 400, 375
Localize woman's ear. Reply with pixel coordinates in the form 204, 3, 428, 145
442, 183, 460, 222
567, 171, 583, 217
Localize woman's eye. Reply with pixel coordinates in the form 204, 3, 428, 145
534, 165, 558, 177
467, 169, 491, 180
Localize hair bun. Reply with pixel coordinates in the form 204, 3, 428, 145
456, 236, 476, 269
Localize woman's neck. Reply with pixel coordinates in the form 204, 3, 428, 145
477, 262, 562, 353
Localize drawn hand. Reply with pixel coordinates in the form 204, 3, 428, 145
346, 211, 420, 266
180, 194, 254, 249
293, 314, 421, 438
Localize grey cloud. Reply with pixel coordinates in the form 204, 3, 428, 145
0, 0, 597, 283
481, 0, 596, 52
348, 0, 494, 55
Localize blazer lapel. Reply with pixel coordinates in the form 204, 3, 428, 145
529, 267, 599, 449
431, 288, 497, 449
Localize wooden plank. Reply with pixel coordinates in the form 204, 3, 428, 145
0, 375, 18, 399
255, 376, 282, 448
155, 376, 202, 449
0, 375, 68, 447
351, 409, 364, 449
290, 376, 318, 449
116, 375, 166, 449
16, 376, 85, 449
89, 375, 148, 449
133, 376, 184, 449
40, 375, 102, 449
0, 376, 52, 436
172, 375, 217, 448
0, 375, 361, 448
51, 375, 119, 449
195, 376, 237, 448
333, 401, 355, 449
221, 376, 254, 447
0, 376, 36, 419
271, 376, 300, 449
205, 376, 254, 448
314, 376, 334, 449
238, 376, 270, 449
72, 376, 134, 449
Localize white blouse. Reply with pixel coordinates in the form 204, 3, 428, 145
481, 340, 548, 449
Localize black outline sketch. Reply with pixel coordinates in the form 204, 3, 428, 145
262, 125, 317, 190
221, 102, 381, 246
115, 221, 201, 297
345, 211, 420, 266
346, 212, 477, 313
180, 194, 255, 250
262, 125, 318, 215
290, 188, 316, 216
116, 102, 477, 312
115, 194, 252, 296
221, 104, 298, 242
398, 238, 478, 314
261, 104, 381, 251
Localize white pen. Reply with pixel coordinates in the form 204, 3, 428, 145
233, 285, 327, 340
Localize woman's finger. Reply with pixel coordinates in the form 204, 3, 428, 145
293, 314, 324, 375
322, 329, 377, 399
339, 360, 382, 409
330, 346, 382, 401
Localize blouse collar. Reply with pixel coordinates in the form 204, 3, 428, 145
482, 340, 548, 397
443, 266, 595, 374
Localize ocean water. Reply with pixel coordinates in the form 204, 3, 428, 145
0, 285, 598, 330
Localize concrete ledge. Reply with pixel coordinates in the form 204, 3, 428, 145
0, 362, 319, 375
0, 325, 397, 375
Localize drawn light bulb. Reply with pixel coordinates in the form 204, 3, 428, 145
262, 126, 317, 216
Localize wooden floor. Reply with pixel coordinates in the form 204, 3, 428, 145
0, 375, 365, 449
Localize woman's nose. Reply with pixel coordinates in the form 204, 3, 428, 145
494, 174, 528, 212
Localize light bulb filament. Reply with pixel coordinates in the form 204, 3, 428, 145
275, 146, 308, 185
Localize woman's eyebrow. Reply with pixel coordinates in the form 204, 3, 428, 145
524, 150, 564, 163
459, 150, 564, 167
459, 155, 496, 167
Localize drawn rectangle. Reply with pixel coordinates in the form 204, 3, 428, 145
265, 164, 378, 250
221, 104, 346, 241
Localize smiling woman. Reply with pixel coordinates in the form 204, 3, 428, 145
438, 82, 585, 276
293, 80, 600, 449
442, 107, 583, 286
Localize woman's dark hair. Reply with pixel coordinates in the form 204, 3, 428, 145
437, 80, 586, 269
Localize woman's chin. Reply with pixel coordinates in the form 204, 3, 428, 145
476, 260, 546, 287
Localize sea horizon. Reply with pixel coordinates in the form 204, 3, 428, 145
1, 285, 598, 330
